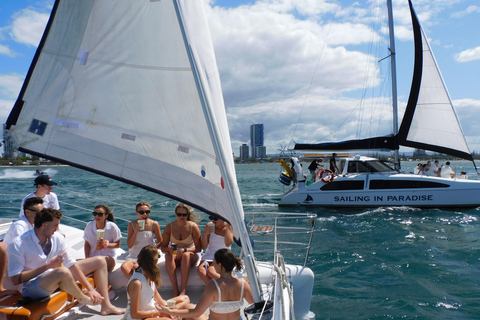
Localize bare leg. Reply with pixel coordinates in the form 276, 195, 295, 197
179, 253, 198, 296
105, 256, 116, 273
165, 252, 179, 296
197, 261, 209, 284
76, 257, 124, 315
120, 260, 138, 279
206, 264, 220, 281
37, 267, 94, 305
0, 242, 19, 297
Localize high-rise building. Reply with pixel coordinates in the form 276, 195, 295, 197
250, 124, 264, 158
2, 124, 18, 158
239, 144, 249, 159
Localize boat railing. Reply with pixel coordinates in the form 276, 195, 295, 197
245, 212, 316, 267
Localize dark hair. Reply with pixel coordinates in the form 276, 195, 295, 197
137, 245, 161, 287
24, 197, 44, 211
214, 248, 243, 272
34, 208, 63, 228
94, 204, 115, 222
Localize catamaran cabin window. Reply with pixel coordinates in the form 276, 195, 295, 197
369, 180, 450, 189
320, 180, 364, 191
346, 160, 395, 173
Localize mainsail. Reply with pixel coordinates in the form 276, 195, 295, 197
295, 0, 473, 162
6, 0, 245, 238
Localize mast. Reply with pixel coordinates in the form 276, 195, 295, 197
386, 0, 400, 171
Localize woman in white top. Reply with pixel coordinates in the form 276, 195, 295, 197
198, 216, 233, 283
121, 201, 162, 279
159, 249, 254, 320
84, 204, 122, 272
124, 245, 198, 320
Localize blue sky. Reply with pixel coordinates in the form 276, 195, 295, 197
1, 0, 479, 155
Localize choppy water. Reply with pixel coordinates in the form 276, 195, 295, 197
2, 161, 480, 319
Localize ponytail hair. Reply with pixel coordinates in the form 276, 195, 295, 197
214, 248, 243, 272
137, 245, 161, 287
94, 204, 115, 222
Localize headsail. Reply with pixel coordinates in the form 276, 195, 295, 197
6, 0, 242, 232
295, 0, 473, 162
397, 0, 472, 161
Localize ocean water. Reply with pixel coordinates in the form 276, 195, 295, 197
1, 161, 480, 319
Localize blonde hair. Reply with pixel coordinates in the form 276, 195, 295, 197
174, 203, 201, 222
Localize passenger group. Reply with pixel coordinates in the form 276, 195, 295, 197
0, 174, 253, 320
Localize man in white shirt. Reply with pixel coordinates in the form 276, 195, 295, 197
440, 161, 455, 179
7, 208, 124, 316
19, 175, 60, 218
4, 197, 44, 246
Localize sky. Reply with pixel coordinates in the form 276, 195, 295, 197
1, 0, 479, 157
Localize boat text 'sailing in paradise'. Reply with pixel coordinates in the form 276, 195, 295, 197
279, 0, 480, 208
5, 0, 313, 319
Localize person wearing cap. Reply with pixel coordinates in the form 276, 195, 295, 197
458, 171, 468, 179
19, 175, 60, 218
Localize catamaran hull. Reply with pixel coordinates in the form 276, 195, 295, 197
279, 174, 480, 208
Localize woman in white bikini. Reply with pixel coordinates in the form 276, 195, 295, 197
159, 248, 254, 320
160, 203, 202, 296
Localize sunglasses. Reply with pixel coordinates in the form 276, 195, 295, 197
26, 208, 41, 214
209, 216, 218, 221
176, 213, 188, 217
92, 211, 104, 217
137, 210, 150, 215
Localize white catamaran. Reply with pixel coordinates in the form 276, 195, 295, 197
278, 0, 480, 208
3, 0, 314, 319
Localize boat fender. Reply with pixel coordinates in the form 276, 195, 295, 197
316, 168, 334, 183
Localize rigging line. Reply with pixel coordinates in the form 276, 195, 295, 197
287, 2, 340, 149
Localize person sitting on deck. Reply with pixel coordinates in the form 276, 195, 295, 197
84, 204, 123, 272
7, 208, 125, 316
121, 201, 162, 279
458, 171, 468, 179
160, 203, 202, 297
159, 248, 254, 320
198, 216, 233, 284
440, 162, 455, 179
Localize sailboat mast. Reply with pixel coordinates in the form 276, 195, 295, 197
387, 0, 400, 171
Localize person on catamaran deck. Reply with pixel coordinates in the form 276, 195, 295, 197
124, 245, 206, 320
84, 204, 123, 272
458, 171, 468, 179
308, 159, 322, 182
198, 216, 233, 284
160, 203, 202, 297
330, 153, 339, 174
0, 197, 45, 298
414, 163, 423, 175
4, 197, 44, 246
7, 208, 125, 315
159, 248, 254, 320
121, 201, 162, 279
431, 160, 440, 177
19, 175, 59, 218
440, 161, 455, 179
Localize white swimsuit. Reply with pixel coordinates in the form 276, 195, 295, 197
209, 279, 245, 314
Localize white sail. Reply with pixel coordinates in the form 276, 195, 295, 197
403, 24, 471, 156
7, 0, 241, 232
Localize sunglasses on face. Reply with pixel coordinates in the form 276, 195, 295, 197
137, 210, 150, 215
26, 208, 41, 214
92, 211, 104, 217
209, 216, 218, 221
176, 213, 188, 217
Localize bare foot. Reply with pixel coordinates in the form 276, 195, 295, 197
0, 289, 19, 298
78, 296, 96, 306
100, 305, 125, 315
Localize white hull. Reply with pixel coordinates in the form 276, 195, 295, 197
280, 173, 480, 208
279, 157, 480, 208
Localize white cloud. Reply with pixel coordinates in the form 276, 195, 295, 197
10, 8, 49, 46
0, 74, 24, 99
451, 5, 480, 19
455, 47, 480, 63
0, 44, 15, 57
